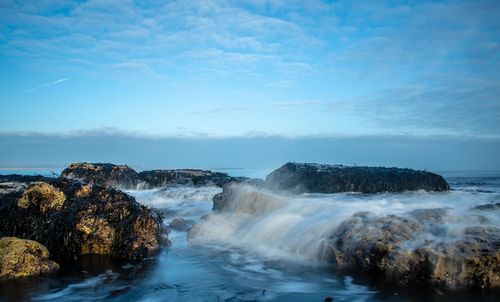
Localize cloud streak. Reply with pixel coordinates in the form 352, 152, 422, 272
21, 78, 68, 94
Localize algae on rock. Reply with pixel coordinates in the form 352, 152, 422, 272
0, 237, 59, 279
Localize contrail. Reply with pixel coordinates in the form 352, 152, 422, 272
21, 78, 68, 94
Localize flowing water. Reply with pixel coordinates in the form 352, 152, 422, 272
0, 170, 499, 301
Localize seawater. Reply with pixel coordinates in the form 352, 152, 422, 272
0, 170, 499, 301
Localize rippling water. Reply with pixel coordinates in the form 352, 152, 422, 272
1, 170, 499, 301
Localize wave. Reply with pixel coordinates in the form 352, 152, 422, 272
188, 184, 500, 263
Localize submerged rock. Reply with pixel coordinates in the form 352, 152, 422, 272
0, 237, 59, 279
265, 162, 450, 193
61, 163, 139, 189
0, 178, 168, 261
168, 217, 193, 231
472, 203, 500, 211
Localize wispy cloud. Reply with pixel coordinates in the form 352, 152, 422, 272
21, 78, 68, 94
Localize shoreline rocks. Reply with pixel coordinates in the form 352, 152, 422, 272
265, 162, 450, 194
61, 162, 248, 189
61, 163, 139, 189
209, 183, 499, 290
0, 178, 168, 262
321, 211, 500, 289
0, 237, 59, 279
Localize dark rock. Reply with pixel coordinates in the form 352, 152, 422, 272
61, 163, 139, 189
110, 285, 131, 297
0, 237, 59, 279
60, 162, 252, 189
265, 162, 450, 194
137, 169, 240, 188
0, 178, 169, 261
168, 217, 193, 231
472, 203, 500, 211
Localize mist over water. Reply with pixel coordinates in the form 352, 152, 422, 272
189, 184, 499, 264
1, 170, 499, 301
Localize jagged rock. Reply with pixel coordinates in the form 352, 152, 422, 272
61, 163, 139, 189
0, 178, 168, 261
0, 237, 59, 279
320, 212, 500, 289
265, 162, 450, 193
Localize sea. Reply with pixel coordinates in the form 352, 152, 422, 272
0, 169, 499, 302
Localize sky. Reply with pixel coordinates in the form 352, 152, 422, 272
0, 0, 499, 170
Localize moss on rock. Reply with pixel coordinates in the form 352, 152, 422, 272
17, 182, 66, 213
0, 237, 59, 279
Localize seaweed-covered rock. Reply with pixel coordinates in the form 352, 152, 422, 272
17, 182, 66, 213
320, 212, 500, 289
61, 163, 139, 189
60, 162, 250, 189
137, 169, 236, 188
0, 179, 168, 261
0, 237, 59, 279
265, 162, 450, 193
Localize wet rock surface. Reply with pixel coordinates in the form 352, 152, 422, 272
0, 177, 168, 262
472, 203, 500, 211
61, 163, 139, 189
137, 169, 236, 188
321, 212, 500, 289
265, 162, 450, 193
0, 237, 59, 279
168, 217, 193, 231
61, 162, 251, 189
210, 183, 500, 290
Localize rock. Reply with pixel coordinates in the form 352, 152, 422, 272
265, 162, 450, 194
17, 182, 66, 213
212, 183, 284, 215
0, 237, 59, 279
60, 162, 251, 189
0, 178, 169, 261
168, 217, 193, 231
472, 203, 500, 211
137, 169, 238, 188
61, 162, 139, 189
320, 212, 500, 289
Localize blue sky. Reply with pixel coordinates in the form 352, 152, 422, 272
1, 0, 498, 139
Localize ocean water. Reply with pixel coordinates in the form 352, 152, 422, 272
0, 170, 499, 301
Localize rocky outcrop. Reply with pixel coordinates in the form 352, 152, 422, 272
265, 162, 450, 193
320, 212, 500, 289
60, 162, 250, 189
0, 177, 168, 261
0, 237, 59, 279
137, 169, 237, 188
61, 163, 139, 189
